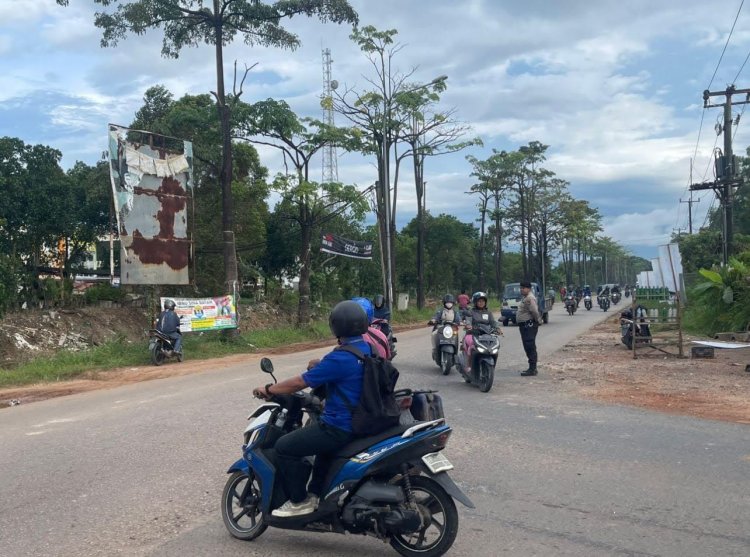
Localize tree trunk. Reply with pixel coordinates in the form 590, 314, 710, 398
478, 195, 488, 291
213, 7, 238, 300
413, 153, 425, 309
297, 213, 312, 326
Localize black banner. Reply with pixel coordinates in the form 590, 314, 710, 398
320, 233, 373, 260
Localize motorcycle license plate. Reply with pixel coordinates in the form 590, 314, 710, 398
422, 451, 454, 474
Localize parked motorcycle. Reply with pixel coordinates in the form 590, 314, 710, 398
429, 319, 460, 375
564, 294, 577, 316
148, 329, 183, 365
620, 305, 651, 349
598, 294, 611, 312
373, 318, 398, 360
222, 358, 474, 557
583, 295, 592, 311
455, 323, 500, 392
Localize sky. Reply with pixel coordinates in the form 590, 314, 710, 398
3, 0, 750, 259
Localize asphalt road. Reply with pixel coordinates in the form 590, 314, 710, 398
1, 302, 748, 557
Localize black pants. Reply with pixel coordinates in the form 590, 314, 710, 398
275, 421, 353, 503
519, 321, 539, 368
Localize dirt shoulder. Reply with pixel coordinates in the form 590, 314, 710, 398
545, 315, 750, 424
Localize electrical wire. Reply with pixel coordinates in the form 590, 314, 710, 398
707, 0, 745, 90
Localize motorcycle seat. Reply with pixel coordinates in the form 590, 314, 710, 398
331, 424, 412, 458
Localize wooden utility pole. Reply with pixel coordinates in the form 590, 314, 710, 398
679, 195, 699, 234
690, 85, 748, 264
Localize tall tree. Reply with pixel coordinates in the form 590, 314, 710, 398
59, 0, 358, 295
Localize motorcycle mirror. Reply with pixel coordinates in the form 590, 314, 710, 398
260, 357, 274, 374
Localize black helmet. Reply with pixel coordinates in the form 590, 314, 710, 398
373, 294, 385, 309
329, 300, 369, 338
164, 299, 176, 311
472, 291, 488, 306
442, 294, 455, 307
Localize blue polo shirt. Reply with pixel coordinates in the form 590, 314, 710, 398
302, 337, 369, 432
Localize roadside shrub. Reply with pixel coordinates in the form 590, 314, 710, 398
684, 256, 750, 334
84, 283, 125, 304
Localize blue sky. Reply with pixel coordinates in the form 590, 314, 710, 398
3, 0, 750, 259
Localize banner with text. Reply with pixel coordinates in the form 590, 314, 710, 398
320, 233, 373, 260
160, 295, 237, 332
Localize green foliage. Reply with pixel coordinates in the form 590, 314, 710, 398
685, 257, 750, 334
84, 284, 126, 303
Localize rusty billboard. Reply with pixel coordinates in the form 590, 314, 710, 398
107, 124, 193, 284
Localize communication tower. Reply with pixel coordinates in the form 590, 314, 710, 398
321, 48, 339, 184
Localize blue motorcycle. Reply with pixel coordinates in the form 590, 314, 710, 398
221, 358, 474, 557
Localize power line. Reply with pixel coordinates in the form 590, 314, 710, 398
707, 0, 745, 90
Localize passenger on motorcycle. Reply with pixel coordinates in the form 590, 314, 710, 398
156, 299, 182, 354
252, 301, 370, 518
352, 297, 391, 359
463, 292, 500, 354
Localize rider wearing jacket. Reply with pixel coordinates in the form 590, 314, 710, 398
462, 292, 499, 359
252, 301, 370, 518
372, 294, 391, 321
431, 294, 461, 326
156, 299, 182, 354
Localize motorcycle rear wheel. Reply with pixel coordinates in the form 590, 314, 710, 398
441, 352, 453, 375
221, 471, 267, 541
150, 344, 165, 366
389, 476, 458, 557
478, 360, 494, 393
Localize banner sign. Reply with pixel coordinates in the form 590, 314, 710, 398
108, 124, 194, 285
160, 295, 237, 332
320, 233, 373, 260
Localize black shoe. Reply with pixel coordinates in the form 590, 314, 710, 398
520, 368, 538, 376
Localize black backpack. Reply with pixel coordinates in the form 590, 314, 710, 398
332, 345, 401, 436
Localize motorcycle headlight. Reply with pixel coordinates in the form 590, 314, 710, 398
475, 343, 487, 353
442, 325, 453, 339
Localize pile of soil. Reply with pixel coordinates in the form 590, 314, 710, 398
546, 316, 750, 424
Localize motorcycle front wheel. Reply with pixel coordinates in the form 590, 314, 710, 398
389, 475, 458, 557
441, 352, 453, 375
150, 343, 165, 366
478, 360, 494, 393
221, 471, 267, 541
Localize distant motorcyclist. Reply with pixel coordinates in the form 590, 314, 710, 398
156, 299, 182, 354
372, 294, 391, 321
583, 285, 591, 297
430, 294, 461, 327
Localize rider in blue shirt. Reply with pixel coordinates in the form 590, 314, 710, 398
253, 300, 370, 518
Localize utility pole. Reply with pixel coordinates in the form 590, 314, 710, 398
690, 85, 749, 264
679, 195, 699, 234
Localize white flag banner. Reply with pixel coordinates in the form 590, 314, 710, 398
650, 258, 664, 287
658, 243, 684, 292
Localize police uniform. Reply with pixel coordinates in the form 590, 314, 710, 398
517, 286, 541, 375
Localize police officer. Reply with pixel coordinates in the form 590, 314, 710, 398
517, 280, 541, 376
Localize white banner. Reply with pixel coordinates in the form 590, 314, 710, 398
160, 295, 237, 332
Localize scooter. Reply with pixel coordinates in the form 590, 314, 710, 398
455, 323, 500, 393
620, 305, 651, 349
612, 291, 621, 305
148, 329, 183, 365
372, 318, 398, 360
429, 319, 460, 375
221, 358, 474, 557
598, 294, 611, 312
564, 295, 577, 316
583, 295, 592, 311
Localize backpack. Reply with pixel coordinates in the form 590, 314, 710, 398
332, 345, 401, 436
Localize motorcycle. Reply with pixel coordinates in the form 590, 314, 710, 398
620, 305, 651, 349
429, 319, 460, 375
222, 358, 474, 557
148, 329, 183, 365
624, 288, 631, 299
455, 323, 500, 393
372, 318, 398, 360
611, 291, 621, 305
598, 294, 611, 312
564, 295, 577, 316
583, 295, 592, 311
